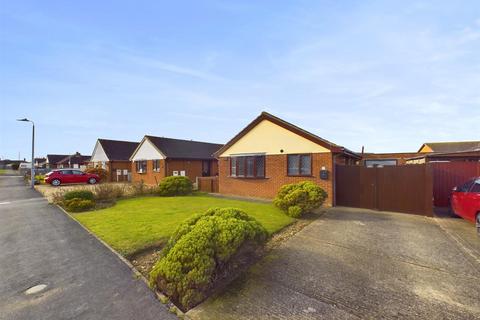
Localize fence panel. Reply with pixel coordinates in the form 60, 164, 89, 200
197, 176, 219, 193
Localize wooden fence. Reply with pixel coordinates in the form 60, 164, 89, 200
197, 176, 219, 193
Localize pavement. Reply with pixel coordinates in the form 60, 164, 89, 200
0, 174, 176, 320
188, 206, 480, 319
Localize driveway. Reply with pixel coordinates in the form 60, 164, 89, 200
188, 207, 480, 319
0, 175, 176, 320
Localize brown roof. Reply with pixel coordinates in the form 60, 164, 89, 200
214, 111, 360, 159
407, 150, 480, 161
46, 154, 69, 164
58, 153, 91, 165
143, 136, 223, 160
98, 139, 139, 161
418, 141, 480, 153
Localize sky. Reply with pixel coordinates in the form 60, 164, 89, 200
1, 1, 479, 160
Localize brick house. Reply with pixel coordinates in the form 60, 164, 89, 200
130, 135, 223, 185
45, 154, 69, 169
214, 112, 360, 206
407, 141, 480, 164
57, 152, 91, 170
360, 152, 422, 167
90, 139, 139, 182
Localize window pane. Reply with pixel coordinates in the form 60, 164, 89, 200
470, 182, 480, 193
300, 155, 312, 175
246, 157, 254, 177
288, 155, 300, 175
255, 156, 265, 177
231, 158, 237, 176
237, 157, 245, 176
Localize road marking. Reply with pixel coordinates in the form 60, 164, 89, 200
0, 201, 11, 205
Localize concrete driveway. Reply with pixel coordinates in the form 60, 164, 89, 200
188, 207, 480, 319
0, 175, 176, 320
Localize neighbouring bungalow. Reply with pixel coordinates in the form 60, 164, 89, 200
130, 135, 223, 185
56, 152, 91, 170
90, 138, 139, 182
34, 157, 47, 168
45, 154, 69, 169
214, 112, 360, 206
406, 141, 480, 164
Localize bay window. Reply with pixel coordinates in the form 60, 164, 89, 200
231, 155, 265, 178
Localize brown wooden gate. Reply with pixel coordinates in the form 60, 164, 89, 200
197, 176, 219, 193
335, 165, 433, 216
431, 162, 480, 207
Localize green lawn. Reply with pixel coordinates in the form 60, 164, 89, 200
74, 195, 294, 256
0, 169, 7, 175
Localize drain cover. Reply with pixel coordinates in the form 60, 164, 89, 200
25, 284, 47, 295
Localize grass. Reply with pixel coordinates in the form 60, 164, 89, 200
0, 169, 7, 175
74, 195, 294, 256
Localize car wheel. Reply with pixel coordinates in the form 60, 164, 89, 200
51, 179, 61, 187
88, 178, 97, 185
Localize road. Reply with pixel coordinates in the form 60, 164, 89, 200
0, 174, 176, 320
189, 207, 480, 319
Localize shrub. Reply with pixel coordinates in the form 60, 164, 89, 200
132, 181, 156, 196
93, 183, 126, 200
34, 174, 45, 184
149, 207, 268, 310
273, 181, 327, 218
85, 167, 107, 181
157, 176, 193, 196
63, 190, 94, 201
11, 163, 20, 170
63, 198, 95, 212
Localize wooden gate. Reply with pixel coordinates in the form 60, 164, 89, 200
335, 165, 433, 216
197, 176, 219, 193
431, 162, 480, 207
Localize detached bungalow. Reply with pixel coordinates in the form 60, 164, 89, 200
407, 141, 480, 164
90, 139, 139, 182
130, 135, 223, 185
45, 154, 69, 169
57, 152, 91, 170
214, 112, 360, 206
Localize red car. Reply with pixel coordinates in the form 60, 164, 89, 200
451, 177, 480, 235
45, 169, 100, 186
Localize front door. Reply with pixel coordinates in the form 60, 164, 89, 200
202, 161, 210, 177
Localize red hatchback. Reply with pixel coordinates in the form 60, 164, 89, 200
451, 177, 480, 235
45, 169, 100, 186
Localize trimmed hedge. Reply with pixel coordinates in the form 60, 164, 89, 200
63, 190, 94, 201
273, 181, 327, 218
149, 207, 267, 310
64, 198, 95, 212
157, 176, 193, 196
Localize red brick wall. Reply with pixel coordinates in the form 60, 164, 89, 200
107, 161, 133, 182
131, 160, 166, 185
218, 153, 334, 206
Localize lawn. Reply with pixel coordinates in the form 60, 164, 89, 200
0, 169, 7, 175
74, 195, 294, 256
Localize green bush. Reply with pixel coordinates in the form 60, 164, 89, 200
93, 184, 126, 200
157, 176, 193, 196
63, 198, 95, 212
149, 207, 268, 310
273, 181, 327, 217
63, 190, 94, 201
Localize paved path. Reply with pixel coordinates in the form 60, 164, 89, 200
0, 175, 176, 320
188, 207, 480, 319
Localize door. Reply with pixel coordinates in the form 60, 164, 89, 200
202, 160, 211, 177
464, 179, 480, 222
60, 170, 74, 183
72, 170, 88, 183
453, 179, 475, 219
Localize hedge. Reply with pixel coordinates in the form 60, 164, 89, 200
157, 176, 193, 196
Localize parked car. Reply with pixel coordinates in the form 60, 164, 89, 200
44, 169, 100, 186
451, 177, 480, 235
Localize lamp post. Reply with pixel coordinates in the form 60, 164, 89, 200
17, 118, 35, 189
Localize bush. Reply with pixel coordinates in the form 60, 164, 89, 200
149, 207, 268, 310
157, 176, 193, 196
85, 167, 107, 181
93, 184, 126, 201
63, 198, 95, 212
132, 181, 156, 196
63, 190, 94, 201
34, 174, 45, 184
11, 163, 20, 170
273, 181, 327, 218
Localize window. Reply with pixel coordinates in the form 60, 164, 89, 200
72, 170, 84, 175
288, 154, 312, 176
136, 160, 147, 173
364, 159, 397, 167
153, 160, 161, 172
470, 179, 480, 193
230, 156, 265, 178
61, 170, 73, 175
458, 179, 475, 192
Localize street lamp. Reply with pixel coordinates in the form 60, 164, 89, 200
17, 118, 35, 189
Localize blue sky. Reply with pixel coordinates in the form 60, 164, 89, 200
1, 1, 479, 160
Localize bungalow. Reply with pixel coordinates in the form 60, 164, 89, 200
361, 152, 421, 167
56, 152, 91, 170
45, 154, 69, 169
90, 138, 139, 182
407, 141, 480, 164
130, 135, 223, 185
214, 112, 360, 205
